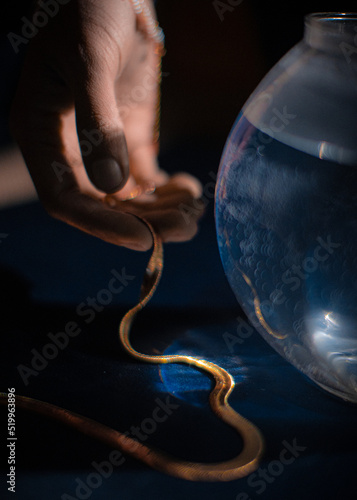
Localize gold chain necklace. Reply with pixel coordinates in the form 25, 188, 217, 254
0, 219, 263, 481
0, 1, 264, 481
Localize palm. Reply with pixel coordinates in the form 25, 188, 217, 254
11, 0, 203, 250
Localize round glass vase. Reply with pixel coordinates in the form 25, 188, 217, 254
215, 13, 357, 403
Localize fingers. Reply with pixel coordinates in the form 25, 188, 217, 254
140, 190, 205, 243
144, 209, 201, 243
126, 144, 168, 188
72, 19, 160, 195
0, 146, 38, 209
11, 59, 153, 251
155, 173, 203, 199
9, 0, 204, 250
143, 192, 205, 242
72, 5, 161, 195
60, 0, 139, 195
111, 171, 202, 202
108, 173, 203, 209
105, 175, 205, 243
116, 31, 162, 187
54, 188, 154, 251
72, 58, 130, 194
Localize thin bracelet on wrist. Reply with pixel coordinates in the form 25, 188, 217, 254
131, 0, 165, 47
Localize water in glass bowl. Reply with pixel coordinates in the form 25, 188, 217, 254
215, 113, 357, 402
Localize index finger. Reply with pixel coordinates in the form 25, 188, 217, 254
11, 59, 153, 251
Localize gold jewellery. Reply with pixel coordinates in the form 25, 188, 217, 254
0, 0, 264, 482
132, 0, 165, 47
132, 0, 165, 148
110, 0, 165, 202
0, 219, 264, 481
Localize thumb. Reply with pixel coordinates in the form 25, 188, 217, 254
74, 73, 129, 194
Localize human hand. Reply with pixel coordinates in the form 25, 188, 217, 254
10, 0, 203, 251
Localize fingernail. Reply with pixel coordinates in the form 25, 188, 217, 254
143, 180, 156, 195
90, 159, 123, 193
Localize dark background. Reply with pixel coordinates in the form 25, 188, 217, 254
1, 3, 357, 500
1, 1, 357, 152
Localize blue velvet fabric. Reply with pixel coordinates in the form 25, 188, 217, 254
0, 144, 356, 500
